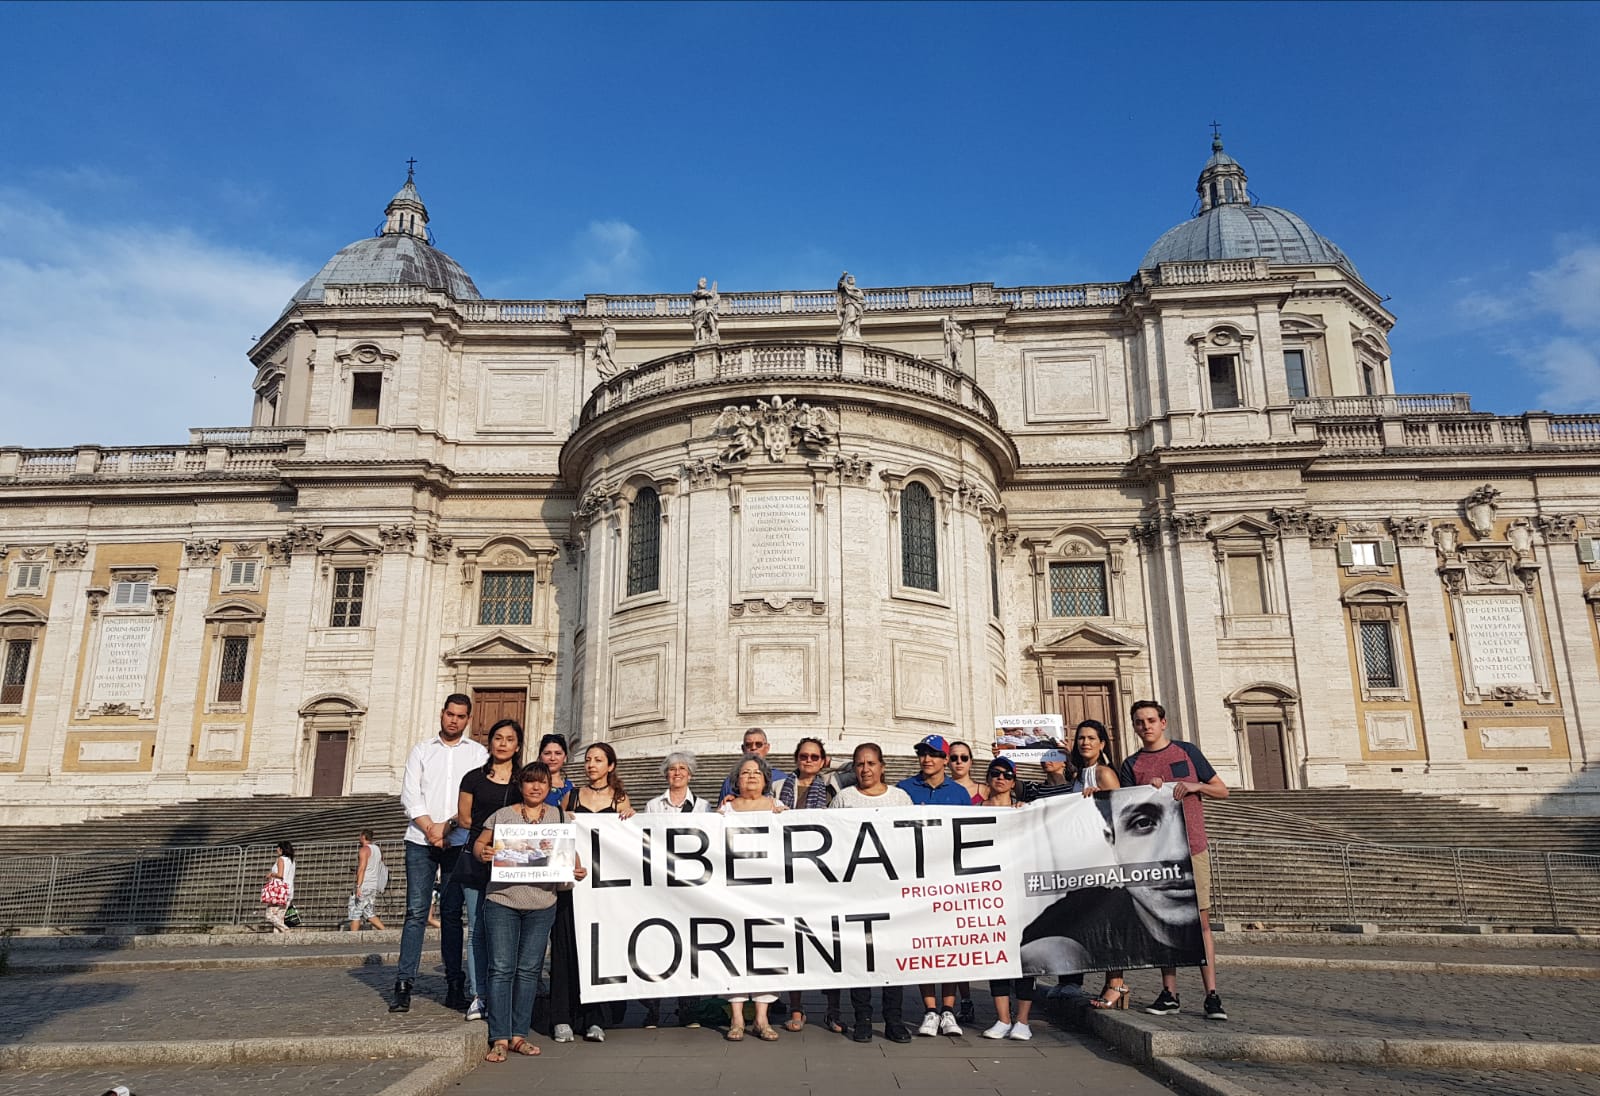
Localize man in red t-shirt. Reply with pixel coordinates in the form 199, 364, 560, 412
1116, 699, 1229, 1021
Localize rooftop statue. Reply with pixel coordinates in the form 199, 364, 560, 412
836, 272, 864, 341
943, 315, 965, 373
593, 321, 619, 380
692, 277, 720, 344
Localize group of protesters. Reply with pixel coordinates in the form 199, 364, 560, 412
392, 694, 1228, 1063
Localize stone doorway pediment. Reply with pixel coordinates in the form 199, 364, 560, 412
1030, 622, 1144, 658
443, 629, 553, 666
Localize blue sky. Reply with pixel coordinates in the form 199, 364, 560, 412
2, 1, 1597, 447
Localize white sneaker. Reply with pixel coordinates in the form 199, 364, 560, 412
1007, 1022, 1033, 1041
938, 1010, 962, 1036
584, 1025, 605, 1042
553, 1024, 575, 1043
465, 997, 484, 1022
917, 1010, 941, 1037
982, 1021, 1012, 1039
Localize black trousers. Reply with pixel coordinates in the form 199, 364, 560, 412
545, 890, 605, 1033
850, 983, 905, 1026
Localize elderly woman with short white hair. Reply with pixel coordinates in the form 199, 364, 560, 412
638, 749, 712, 1028
645, 751, 712, 816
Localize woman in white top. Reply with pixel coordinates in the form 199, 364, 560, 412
720, 756, 783, 1041
263, 840, 296, 933
645, 751, 711, 815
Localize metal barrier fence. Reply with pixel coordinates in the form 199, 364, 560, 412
1, 836, 1597, 932
0, 840, 409, 931
1208, 839, 1600, 927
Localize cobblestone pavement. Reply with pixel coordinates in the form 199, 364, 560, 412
0, 1058, 420, 1096
1105, 966, 1600, 1043
1197, 1060, 1600, 1096
0, 966, 459, 1044
446, 1010, 1181, 1096
1214, 941, 1600, 967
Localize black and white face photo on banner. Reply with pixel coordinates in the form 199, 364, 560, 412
1016, 785, 1204, 975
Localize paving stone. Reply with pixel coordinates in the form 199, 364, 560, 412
0, 1057, 419, 1096
1199, 1059, 1600, 1096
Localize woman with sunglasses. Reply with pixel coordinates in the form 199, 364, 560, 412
980, 756, 1035, 1037
947, 741, 986, 805
773, 739, 842, 1033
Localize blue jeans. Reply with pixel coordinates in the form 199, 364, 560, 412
398, 841, 466, 982
482, 899, 558, 1045
463, 884, 487, 1000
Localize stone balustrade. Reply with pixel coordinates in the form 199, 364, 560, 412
579, 340, 997, 426
1292, 394, 1474, 418
1148, 258, 1272, 285
188, 427, 308, 445
0, 438, 303, 481
1304, 410, 1600, 455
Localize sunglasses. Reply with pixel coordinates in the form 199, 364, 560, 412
988, 770, 1014, 779
950, 754, 972, 762
795, 752, 824, 761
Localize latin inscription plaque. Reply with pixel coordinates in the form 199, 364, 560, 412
741, 491, 812, 590
1461, 595, 1536, 687
90, 617, 156, 705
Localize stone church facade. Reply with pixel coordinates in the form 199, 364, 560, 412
4, 137, 1600, 821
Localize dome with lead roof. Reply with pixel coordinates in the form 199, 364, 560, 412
288, 174, 480, 307
1139, 134, 1361, 280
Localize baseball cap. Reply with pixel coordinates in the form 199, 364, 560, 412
986, 757, 1016, 779
914, 734, 949, 757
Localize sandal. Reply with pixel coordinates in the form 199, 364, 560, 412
1089, 984, 1130, 1010
508, 1036, 541, 1056
484, 1041, 509, 1063
784, 1010, 807, 1032
755, 1023, 780, 1041
824, 1012, 846, 1035
726, 1024, 746, 1042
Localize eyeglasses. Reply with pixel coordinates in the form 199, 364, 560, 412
795, 753, 824, 761
742, 742, 766, 751
949, 754, 972, 762
989, 771, 1014, 780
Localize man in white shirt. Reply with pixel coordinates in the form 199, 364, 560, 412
390, 694, 488, 1013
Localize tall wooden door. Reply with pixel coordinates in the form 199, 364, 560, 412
1245, 722, 1288, 790
471, 689, 528, 747
1055, 682, 1118, 763
311, 731, 349, 797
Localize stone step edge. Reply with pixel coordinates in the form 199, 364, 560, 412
0, 1030, 479, 1071
1084, 1009, 1600, 1072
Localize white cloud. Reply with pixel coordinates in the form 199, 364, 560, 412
0, 189, 302, 448
563, 219, 647, 293
1456, 243, 1600, 412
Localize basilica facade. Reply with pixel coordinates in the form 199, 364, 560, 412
4, 138, 1600, 822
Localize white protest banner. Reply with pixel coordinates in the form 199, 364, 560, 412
573, 806, 1020, 1001
1014, 786, 1204, 975
490, 823, 577, 884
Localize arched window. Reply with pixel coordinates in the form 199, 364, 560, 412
627, 487, 661, 596
900, 482, 938, 592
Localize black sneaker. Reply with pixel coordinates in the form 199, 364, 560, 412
852, 1021, 873, 1043
884, 1023, 913, 1043
1202, 991, 1227, 1021
956, 997, 977, 1025
1144, 989, 1180, 1015
388, 979, 413, 1013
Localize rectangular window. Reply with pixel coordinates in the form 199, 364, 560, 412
112, 581, 151, 609
1360, 620, 1398, 689
224, 559, 259, 591
1349, 541, 1379, 567
1049, 562, 1109, 616
216, 636, 249, 703
1226, 554, 1266, 615
329, 568, 366, 628
1208, 354, 1242, 409
1284, 349, 1309, 400
1, 639, 30, 705
479, 571, 536, 626
1362, 362, 1380, 396
350, 373, 382, 426
9, 563, 47, 595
